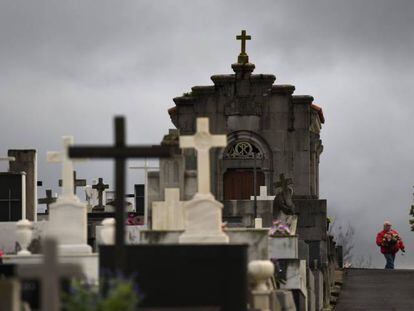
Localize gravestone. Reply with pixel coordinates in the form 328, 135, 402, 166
179, 118, 229, 244
152, 188, 185, 230
47, 136, 92, 254
8, 150, 37, 221
0, 172, 26, 221
92, 177, 109, 211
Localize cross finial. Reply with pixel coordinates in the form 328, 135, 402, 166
236, 30, 251, 64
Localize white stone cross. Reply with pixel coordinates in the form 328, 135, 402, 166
47, 136, 79, 200
179, 118, 227, 194
250, 186, 275, 201
17, 238, 84, 311
152, 188, 185, 230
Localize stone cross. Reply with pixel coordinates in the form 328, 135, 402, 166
179, 118, 227, 194
152, 188, 185, 230
47, 136, 78, 200
129, 158, 159, 225
236, 29, 251, 64
92, 177, 109, 211
68, 116, 171, 268
275, 173, 293, 191
17, 238, 84, 311
250, 186, 275, 201
38, 189, 57, 213
59, 170, 86, 195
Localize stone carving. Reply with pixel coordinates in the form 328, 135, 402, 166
272, 174, 297, 235
224, 141, 263, 160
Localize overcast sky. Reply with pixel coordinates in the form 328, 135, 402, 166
1, 0, 414, 268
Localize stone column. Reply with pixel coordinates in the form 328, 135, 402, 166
8, 150, 37, 221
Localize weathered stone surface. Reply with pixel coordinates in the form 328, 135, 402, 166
295, 199, 327, 241
268, 236, 299, 260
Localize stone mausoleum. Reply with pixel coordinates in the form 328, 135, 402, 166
150, 30, 326, 227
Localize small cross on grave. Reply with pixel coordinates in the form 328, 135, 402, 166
59, 170, 86, 195
250, 186, 275, 201
275, 173, 293, 191
236, 29, 251, 64
68, 116, 172, 268
92, 177, 109, 211
152, 188, 185, 230
17, 238, 84, 311
179, 118, 227, 194
38, 189, 57, 214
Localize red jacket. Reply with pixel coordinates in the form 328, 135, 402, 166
376, 229, 405, 254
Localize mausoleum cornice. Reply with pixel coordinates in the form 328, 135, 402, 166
292, 95, 314, 105
250, 74, 276, 84
191, 85, 216, 96
211, 74, 235, 85
271, 85, 295, 95
172, 95, 196, 105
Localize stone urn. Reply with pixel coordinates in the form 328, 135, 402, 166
248, 260, 274, 292
100, 218, 115, 245
16, 219, 33, 256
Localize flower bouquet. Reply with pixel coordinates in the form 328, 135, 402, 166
382, 232, 399, 247
269, 220, 292, 237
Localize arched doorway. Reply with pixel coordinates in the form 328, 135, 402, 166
220, 138, 271, 200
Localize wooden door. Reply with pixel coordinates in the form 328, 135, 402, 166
223, 169, 265, 200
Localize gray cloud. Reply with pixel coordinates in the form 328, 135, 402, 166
1, 0, 414, 267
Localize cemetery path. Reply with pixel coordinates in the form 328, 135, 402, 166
336, 268, 414, 311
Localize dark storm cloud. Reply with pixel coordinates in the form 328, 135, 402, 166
1, 0, 414, 267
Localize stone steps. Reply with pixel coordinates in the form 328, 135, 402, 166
335, 268, 414, 310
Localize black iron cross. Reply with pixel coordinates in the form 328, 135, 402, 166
68, 116, 171, 269
275, 173, 293, 191
92, 178, 109, 211
38, 189, 57, 214
59, 171, 86, 194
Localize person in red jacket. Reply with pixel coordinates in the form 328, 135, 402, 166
376, 221, 405, 269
